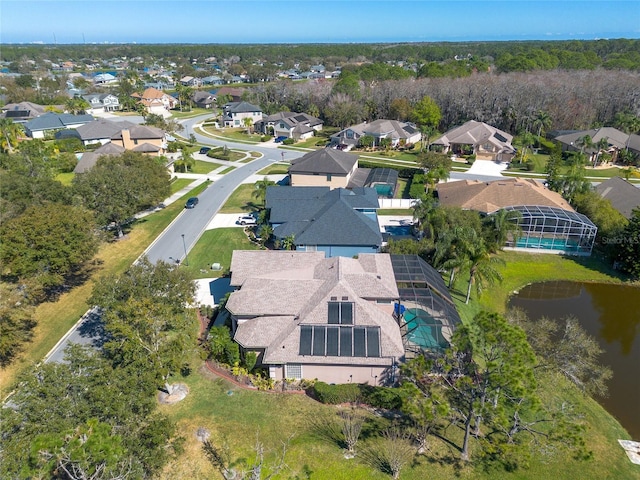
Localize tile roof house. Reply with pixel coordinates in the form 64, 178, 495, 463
131, 87, 177, 117
288, 148, 359, 188
24, 112, 94, 139
595, 176, 640, 219
226, 251, 404, 384
331, 119, 422, 149
265, 186, 382, 258
221, 101, 262, 127
436, 177, 572, 214
432, 120, 516, 162
255, 111, 323, 141
436, 178, 597, 255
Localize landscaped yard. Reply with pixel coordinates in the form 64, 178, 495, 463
217, 183, 258, 213
258, 163, 290, 175
200, 126, 264, 144
182, 228, 261, 279
190, 160, 226, 174
170, 178, 193, 194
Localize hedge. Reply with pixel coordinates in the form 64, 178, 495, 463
313, 382, 403, 409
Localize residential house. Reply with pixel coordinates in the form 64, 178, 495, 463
595, 176, 640, 219
551, 127, 640, 162
213, 87, 244, 102
201, 76, 225, 86
132, 87, 177, 117
192, 91, 216, 109
436, 177, 597, 255
180, 76, 202, 87
221, 101, 262, 127
68, 118, 137, 146
432, 120, 516, 162
265, 186, 382, 257
93, 72, 117, 85
110, 125, 167, 156
226, 251, 403, 384
255, 111, 323, 140
331, 119, 421, 149
1, 101, 48, 124
82, 93, 121, 114
226, 251, 462, 384
24, 112, 94, 139
288, 148, 358, 188
74, 142, 126, 173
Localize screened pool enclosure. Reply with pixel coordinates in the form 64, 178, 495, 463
500, 205, 597, 256
391, 255, 462, 356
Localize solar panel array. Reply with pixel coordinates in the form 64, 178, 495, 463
299, 325, 381, 358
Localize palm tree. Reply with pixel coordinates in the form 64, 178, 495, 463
0, 118, 24, 153
484, 209, 522, 252
533, 110, 552, 146
252, 177, 276, 208
282, 234, 296, 251
64, 97, 90, 115
593, 137, 609, 167
518, 131, 536, 164
463, 236, 505, 304
575, 134, 594, 159
242, 117, 253, 134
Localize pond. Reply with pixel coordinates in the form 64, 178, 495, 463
508, 281, 640, 439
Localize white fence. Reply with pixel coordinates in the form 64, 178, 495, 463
378, 198, 417, 209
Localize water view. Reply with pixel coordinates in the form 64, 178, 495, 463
509, 281, 640, 439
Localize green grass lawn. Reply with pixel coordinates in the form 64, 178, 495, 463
182, 228, 261, 279
218, 184, 258, 213
170, 178, 193, 194
377, 208, 414, 215
201, 127, 264, 144
258, 163, 290, 175
190, 160, 225, 174
169, 108, 212, 119
219, 166, 236, 174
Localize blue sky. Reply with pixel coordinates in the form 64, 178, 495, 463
2, 1, 639, 44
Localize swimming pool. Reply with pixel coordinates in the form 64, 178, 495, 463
384, 225, 413, 236
403, 308, 450, 350
515, 237, 579, 251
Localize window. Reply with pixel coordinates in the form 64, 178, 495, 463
327, 174, 332, 181
328, 302, 354, 324
285, 364, 302, 379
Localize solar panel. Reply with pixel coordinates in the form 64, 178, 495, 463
341, 303, 353, 324
299, 326, 312, 355
366, 327, 380, 357
313, 326, 326, 356
339, 327, 352, 356
328, 302, 340, 324
353, 327, 366, 356
326, 327, 339, 356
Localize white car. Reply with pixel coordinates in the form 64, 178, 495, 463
237, 214, 257, 226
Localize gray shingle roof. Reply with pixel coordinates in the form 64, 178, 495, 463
266, 187, 381, 246
25, 112, 93, 131
75, 119, 136, 141
289, 148, 358, 175
595, 176, 640, 219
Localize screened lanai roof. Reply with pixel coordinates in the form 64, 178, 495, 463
502, 205, 596, 228
365, 168, 399, 187
391, 255, 462, 353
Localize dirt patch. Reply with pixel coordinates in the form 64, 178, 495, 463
158, 383, 190, 404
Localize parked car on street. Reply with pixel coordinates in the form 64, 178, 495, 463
237, 214, 257, 225
185, 197, 199, 209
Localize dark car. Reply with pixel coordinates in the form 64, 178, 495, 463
185, 197, 199, 209
199, 146, 211, 154
274, 136, 287, 143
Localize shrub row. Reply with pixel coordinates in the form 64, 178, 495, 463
313, 381, 403, 409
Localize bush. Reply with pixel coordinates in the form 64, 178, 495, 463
313, 382, 403, 409
409, 173, 426, 198
282, 138, 295, 145
466, 154, 476, 165
313, 382, 361, 404
244, 351, 258, 372
260, 135, 271, 142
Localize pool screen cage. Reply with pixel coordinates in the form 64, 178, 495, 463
390, 255, 462, 356
365, 168, 399, 198
501, 205, 597, 255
